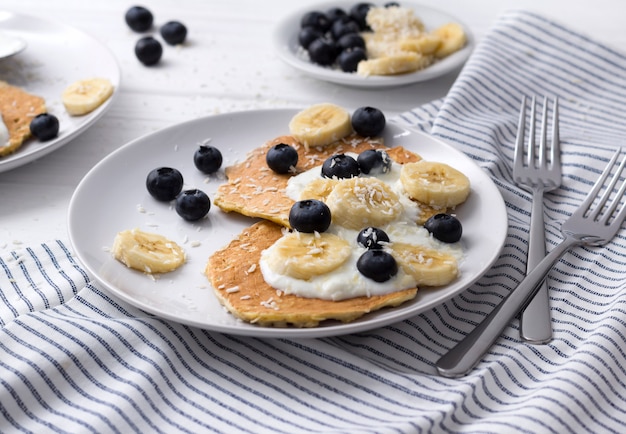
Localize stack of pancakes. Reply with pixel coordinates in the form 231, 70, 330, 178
207, 132, 434, 328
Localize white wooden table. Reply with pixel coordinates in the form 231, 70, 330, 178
2, 0, 625, 248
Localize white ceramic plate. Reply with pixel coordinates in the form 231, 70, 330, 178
68, 109, 507, 338
0, 11, 120, 173
0, 31, 26, 59
273, 1, 473, 88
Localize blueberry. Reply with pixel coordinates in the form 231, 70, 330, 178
357, 149, 392, 175
29, 113, 59, 141
352, 106, 386, 137
175, 189, 211, 221
300, 11, 331, 32
307, 38, 338, 66
337, 47, 367, 72
160, 21, 187, 45
146, 167, 184, 201
135, 36, 162, 66
349, 3, 374, 30
298, 27, 323, 49
330, 17, 360, 40
321, 154, 360, 179
266, 143, 298, 174
125, 6, 153, 32
326, 7, 347, 22
424, 213, 463, 243
194, 145, 223, 174
357, 250, 398, 282
357, 227, 390, 250
337, 33, 365, 51
289, 199, 332, 233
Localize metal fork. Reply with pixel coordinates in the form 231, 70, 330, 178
514, 96, 561, 344
436, 148, 626, 378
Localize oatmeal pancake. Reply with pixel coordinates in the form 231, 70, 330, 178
0, 81, 47, 157
206, 220, 418, 327
213, 134, 431, 227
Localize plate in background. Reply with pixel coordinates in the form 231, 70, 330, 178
273, 1, 473, 88
0, 11, 120, 173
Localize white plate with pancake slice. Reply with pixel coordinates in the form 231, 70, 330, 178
0, 11, 120, 173
273, 1, 474, 88
68, 109, 507, 338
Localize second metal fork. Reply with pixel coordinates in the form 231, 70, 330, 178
514, 96, 561, 344
437, 148, 626, 377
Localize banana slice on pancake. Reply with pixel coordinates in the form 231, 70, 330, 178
299, 177, 339, 202
325, 177, 403, 230
400, 160, 470, 208
391, 242, 459, 287
263, 231, 352, 280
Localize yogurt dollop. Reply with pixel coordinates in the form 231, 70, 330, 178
260, 153, 463, 301
0, 114, 10, 149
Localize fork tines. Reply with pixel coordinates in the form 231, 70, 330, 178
582, 149, 626, 226
516, 96, 560, 173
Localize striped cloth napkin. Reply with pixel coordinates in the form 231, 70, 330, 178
3, 10, 626, 433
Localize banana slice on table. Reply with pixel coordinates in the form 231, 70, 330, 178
288, 103, 353, 150
326, 177, 403, 230
263, 231, 352, 280
400, 160, 470, 208
62, 77, 114, 116
356, 52, 432, 76
112, 228, 186, 274
391, 242, 458, 286
431, 23, 467, 58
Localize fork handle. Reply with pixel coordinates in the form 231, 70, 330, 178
435, 235, 579, 378
519, 189, 553, 343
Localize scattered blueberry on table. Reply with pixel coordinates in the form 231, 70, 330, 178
135, 36, 163, 65
125, 6, 154, 32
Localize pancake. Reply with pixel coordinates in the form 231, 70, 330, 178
213, 133, 439, 227
0, 80, 47, 157
206, 220, 418, 327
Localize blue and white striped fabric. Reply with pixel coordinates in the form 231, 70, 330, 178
3, 10, 626, 433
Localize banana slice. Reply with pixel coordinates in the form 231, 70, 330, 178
391, 242, 458, 286
326, 177, 403, 230
263, 231, 351, 280
399, 34, 442, 55
112, 228, 186, 274
431, 23, 467, 58
299, 177, 338, 202
356, 52, 432, 77
400, 160, 470, 208
62, 77, 114, 116
288, 103, 353, 150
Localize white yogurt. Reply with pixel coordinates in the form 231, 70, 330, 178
260, 153, 464, 301
0, 114, 10, 149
